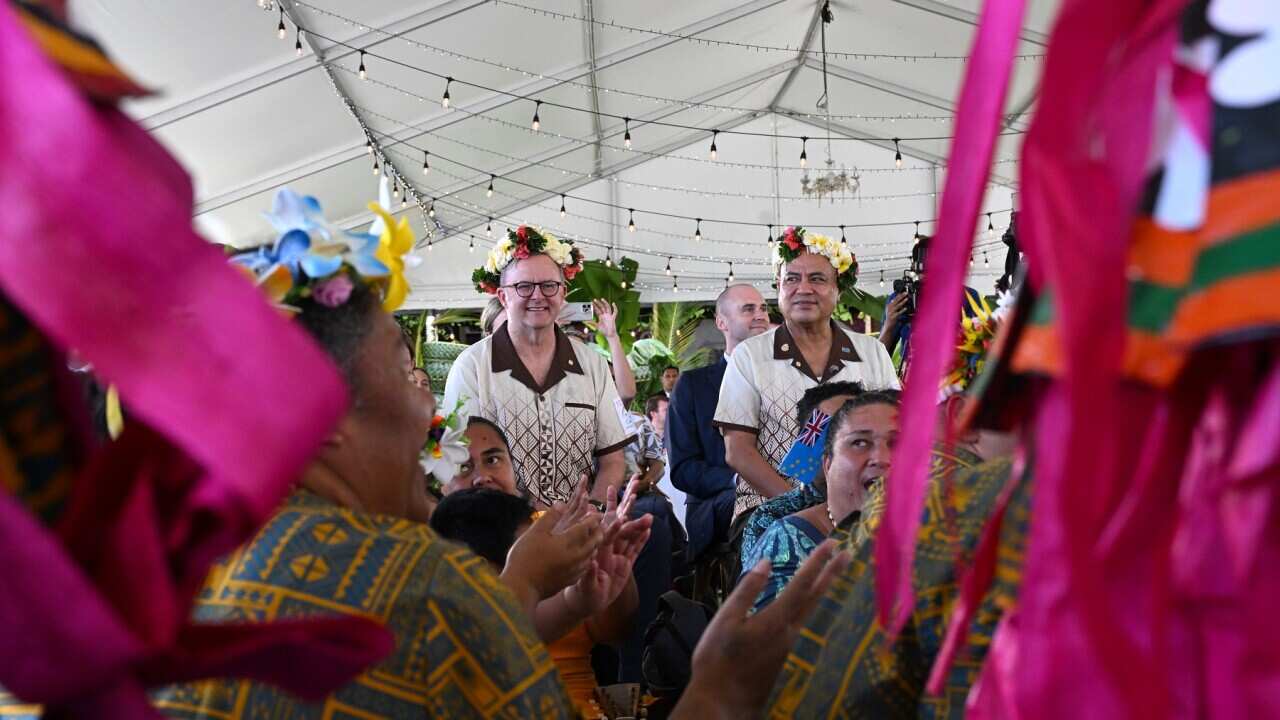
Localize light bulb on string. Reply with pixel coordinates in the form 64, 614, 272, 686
913, 221, 921, 240
392, 182, 400, 199
400, 194, 407, 209
673, 275, 679, 293
665, 257, 672, 276
427, 240, 433, 252
969, 254, 974, 267
441, 77, 452, 108
893, 138, 902, 169
605, 248, 613, 268
295, 28, 303, 56
709, 130, 718, 160
559, 194, 567, 218
422, 150, 430, 174
277, 7, 286, 39
986, 212, 995, 239
486, 218, 493, 237
627, 209, 636, 232
879, 269, 885, 288
984, 251, 990, 267
767, 225, 774, 248
623, 118, 632, 148
358, 51, 367, 81
428, 199, 436, 218
365, 138, 373, 155
372, 157, 379, 176
531, 101, 541, 131
694, 218, 702, 242
728, 262, 735, 282
487, 175, 495, 197
799, 136, 808, 168
840, 225, 847, 246
469, 237, 475, 253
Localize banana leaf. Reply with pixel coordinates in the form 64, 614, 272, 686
566, 257, 641, 351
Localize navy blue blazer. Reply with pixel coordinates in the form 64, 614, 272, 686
664, 355, 736, 560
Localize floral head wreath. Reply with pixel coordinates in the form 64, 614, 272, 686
231, 187, 414, 313
472, 225, 585, 295
773, 226, 858, 293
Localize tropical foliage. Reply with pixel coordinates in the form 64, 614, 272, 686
566, 257, 641, 351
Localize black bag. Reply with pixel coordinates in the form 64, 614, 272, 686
640, 591, 714, 700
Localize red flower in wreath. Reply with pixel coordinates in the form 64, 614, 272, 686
513, 244, 531, 260
563, 263, 581, 280
516, 225, 529, 241
783, 228, 802, 251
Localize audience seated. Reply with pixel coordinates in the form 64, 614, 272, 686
743, 390, 901, 610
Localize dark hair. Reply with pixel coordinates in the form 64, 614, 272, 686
292, 278, 382, 402
663, 365, 680, 374
429, 488, 535, 568
822, 390, 902, 461
467, 416, 512, 453
795, 381, 865, 427
645, 394, 668, 418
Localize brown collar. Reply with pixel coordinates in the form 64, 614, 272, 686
772, 320, 861, 383
491, 323, 585, 394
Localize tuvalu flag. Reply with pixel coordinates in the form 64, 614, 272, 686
778, 409, 831, 485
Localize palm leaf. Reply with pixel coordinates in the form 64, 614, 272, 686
648, 302, 712, 370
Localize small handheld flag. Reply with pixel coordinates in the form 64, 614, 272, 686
778, 409, 831, 485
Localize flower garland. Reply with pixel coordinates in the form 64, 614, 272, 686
773, 226, 858, 293
472, 225, 585, 295
940, 291, 1013, 400
231, 188, 413, 313
420, 402, 469, 484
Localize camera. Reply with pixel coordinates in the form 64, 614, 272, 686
891, 235, 928, 319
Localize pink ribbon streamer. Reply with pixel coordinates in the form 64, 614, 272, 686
874, 0, 1026, 634
0, 4, 391, 712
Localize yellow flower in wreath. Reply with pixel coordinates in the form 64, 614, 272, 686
368, 202, 414, 311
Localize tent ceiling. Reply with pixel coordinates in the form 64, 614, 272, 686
71, 0, 1058, 308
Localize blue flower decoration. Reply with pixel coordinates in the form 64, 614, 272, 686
343, 232, 390, 278
232, 188, 347, 281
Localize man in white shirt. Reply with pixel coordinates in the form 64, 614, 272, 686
445, 227, 632, 505
714, 227, 899, 517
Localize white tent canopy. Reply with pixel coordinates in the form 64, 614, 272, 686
74, 0, 1057, 309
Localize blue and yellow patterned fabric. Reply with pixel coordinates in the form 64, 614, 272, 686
767, 450, 1029, 719
740, 485, 824, 569
744, 515, 827, 611
151, 490, 575, 719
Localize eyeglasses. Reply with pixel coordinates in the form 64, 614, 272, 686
503, 281, 565, 298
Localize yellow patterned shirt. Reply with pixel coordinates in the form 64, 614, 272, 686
151, 491, 574, 719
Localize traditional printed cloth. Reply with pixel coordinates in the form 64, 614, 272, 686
622, 412, 664, 481
920, 3, 1280, 718
444, 324, 633, 507
767, 451, 1024, 719
743, 515, 828, 611
714, 321, 898, 517
151, 491, 575, 719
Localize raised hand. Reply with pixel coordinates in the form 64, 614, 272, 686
672, 540, 849, 719
565, 482, 652, 617
592, 299, 620, 340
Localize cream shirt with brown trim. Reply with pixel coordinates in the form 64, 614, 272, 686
444, 325, 635, 507
713, 321, 900, 517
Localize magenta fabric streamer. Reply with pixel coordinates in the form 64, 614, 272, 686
874, 0, 1026, 635
0, 4, 391, 714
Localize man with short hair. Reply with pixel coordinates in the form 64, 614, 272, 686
666, 284, 770, 562
661, 365, 680, 397
715, 227, 899, 518
446, 227, 632, 505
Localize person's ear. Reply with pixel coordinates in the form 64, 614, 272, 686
325, 415, 358, 449
715, 314, 729, 333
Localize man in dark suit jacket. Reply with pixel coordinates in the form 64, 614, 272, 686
666, 284, 770, 560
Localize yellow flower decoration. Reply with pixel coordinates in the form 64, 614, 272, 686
368, 202, 414, 312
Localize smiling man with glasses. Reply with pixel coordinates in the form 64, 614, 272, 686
446, 226, 633, 507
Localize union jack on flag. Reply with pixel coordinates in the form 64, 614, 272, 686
797, 410, 831, 446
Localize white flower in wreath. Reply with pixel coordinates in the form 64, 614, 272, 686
1208, 0, 1280, 108
545, 237, 574, 266
420, 425, 470, 485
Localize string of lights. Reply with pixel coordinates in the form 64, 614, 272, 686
358, 120, 1015, 232
488, 0, 1047, 63
332, 65, 1020, 174
293, 0, 1029, 125
353, 101, 998, 205
282, 20, 1027, 149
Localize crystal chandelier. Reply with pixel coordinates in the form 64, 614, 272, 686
800, 158, 860, 204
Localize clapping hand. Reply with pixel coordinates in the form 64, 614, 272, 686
505, 477, 603, 603
564, 476, 651, 617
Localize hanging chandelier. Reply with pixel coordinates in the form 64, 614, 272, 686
799, 2, 860, 205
